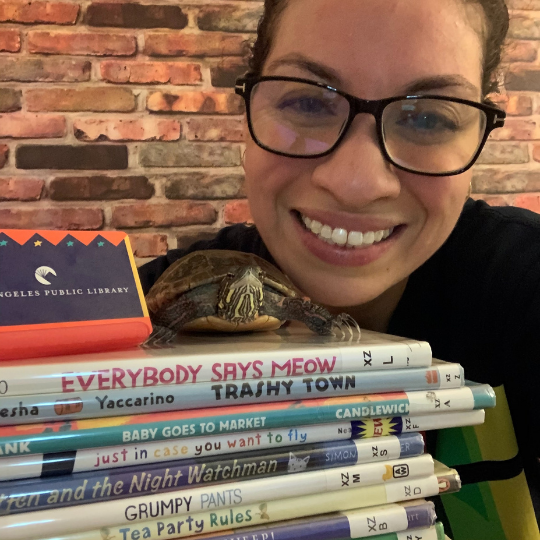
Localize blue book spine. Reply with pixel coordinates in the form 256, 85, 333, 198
173, 501, 437, 540
0, 363, 464, 426
0, 433, 424, 515
0, 385, 493, 456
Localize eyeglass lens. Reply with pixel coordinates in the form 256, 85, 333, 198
249, 80, 488, 174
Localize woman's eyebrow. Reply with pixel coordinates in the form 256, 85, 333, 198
267, 54, 480, 98
404, 75, 480, 97
266, 54, 342, 85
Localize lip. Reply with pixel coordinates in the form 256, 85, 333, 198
291, 210, 404, 267
295, 207, 400, 233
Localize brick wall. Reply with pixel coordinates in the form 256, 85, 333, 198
0, 0, 539, 265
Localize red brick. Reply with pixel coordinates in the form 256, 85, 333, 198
513, 193, 540, 213
531, 144, 540, 162
74, 118, 180, 142
502, 40, 537, 63
0, 207, 103, 229
139, 143, 240, 168
224, 199, 253, 224
488, 94, 533, 116
185, 117, 245, 142
0, 1, 79, 24
506, 95, 533, 116
26, 88, 136, 112
86, 3, 187, 29
508, 16, 540, 40
100, 61, 202, 85
144, 32, 249, 57
28, 31, 136, 56
164, 172, 245, 199
16, 145, 128, 170
0, 57, 91, 82
0, 178, 43, 201
476, 142, 529, 164
0, 145, 9, 168
0, 29, 20, 52
197, 5, 263, 33
49, 176, 153, 200
129, 233, 168, 257
147, 91, 244, 114
505, 68, 540, 92
488, 119, 538, 140
210, 57, 249, 87
111, 202, 217, 228
507, 0, 540, 10
0, 89, 22, 113
0, 114, 66, 139
472, 167, 540, 193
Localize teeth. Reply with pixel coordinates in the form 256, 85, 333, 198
311, 220, 323, 234
301, 213, 394, 249
331, 228, 348, 245
347, 231, 363, 246
320, 225, 333, 240
363, 231, 375, 246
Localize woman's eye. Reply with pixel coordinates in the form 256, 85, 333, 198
278, 96, 334, 116
397, 112, 458, 132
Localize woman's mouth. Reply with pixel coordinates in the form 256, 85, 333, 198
294, 210, 399, 249
291, 210, 404, 267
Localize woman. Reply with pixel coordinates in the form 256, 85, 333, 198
139, 0, 539, 537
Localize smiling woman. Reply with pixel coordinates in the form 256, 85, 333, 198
138, 1, 539, 538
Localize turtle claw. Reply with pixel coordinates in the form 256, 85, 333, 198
332, 313, 361, 341
143, 325, 178, 348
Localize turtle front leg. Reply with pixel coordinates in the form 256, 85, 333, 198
260, 291, 361, 339
260, 294, 334, 335
144, 296, 202, 347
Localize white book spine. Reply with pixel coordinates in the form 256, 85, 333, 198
396, 526, 441, 540
12, 478, 440, 540
0, 337, 432, 397
0, 455, 435, 539
0, 423, 354, 481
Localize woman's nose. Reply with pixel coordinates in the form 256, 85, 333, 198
310, 114, 402, 209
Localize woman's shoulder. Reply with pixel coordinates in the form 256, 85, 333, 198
137, 224, 272, 295
456, 198, 540, 243
443, 198, 540, 274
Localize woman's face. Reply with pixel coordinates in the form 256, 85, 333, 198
244, 0, 484, 307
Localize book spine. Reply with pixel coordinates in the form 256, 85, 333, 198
0, 364, 464, 426
0, 423, 356, 481
394, 523, 445, 540
187, 501, 436, 540
352, 410, 485, 438
0, 434, 425, 515
0, 339, 433, 397
1, 475, 441, 540
0, 388, 491, 457
0, 428, 421, 484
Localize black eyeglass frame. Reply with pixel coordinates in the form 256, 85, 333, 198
235, 75, 507, 177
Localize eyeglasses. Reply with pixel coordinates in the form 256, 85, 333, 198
235, 75, 506, 177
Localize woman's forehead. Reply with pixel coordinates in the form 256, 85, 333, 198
266, 0, 484, 99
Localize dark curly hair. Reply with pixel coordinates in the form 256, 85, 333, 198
248, 0, 509, 99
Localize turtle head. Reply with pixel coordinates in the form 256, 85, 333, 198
217, 266, 264, 324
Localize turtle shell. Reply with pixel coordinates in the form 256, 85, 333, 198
145, 249, 303, 314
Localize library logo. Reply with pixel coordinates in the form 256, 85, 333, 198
35, 266, 57, 285
393, 463, 410, 478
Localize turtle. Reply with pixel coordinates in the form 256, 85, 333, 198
144, 249, 359, 345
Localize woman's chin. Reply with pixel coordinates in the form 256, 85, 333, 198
291, 278, 383, 308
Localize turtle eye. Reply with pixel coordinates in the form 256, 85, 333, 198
226, 272, 236, 278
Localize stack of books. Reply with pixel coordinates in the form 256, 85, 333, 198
0, 324, 495, 540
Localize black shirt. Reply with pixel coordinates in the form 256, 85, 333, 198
139, 198, 540, 537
